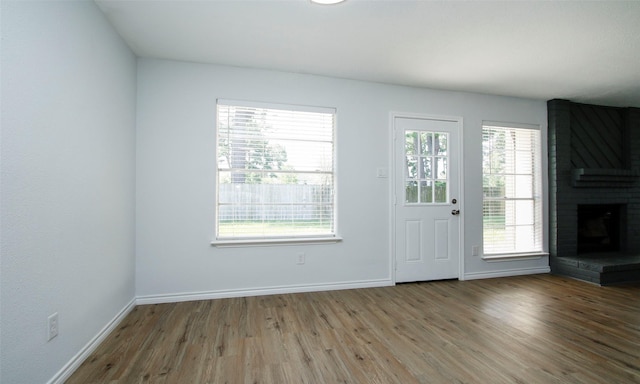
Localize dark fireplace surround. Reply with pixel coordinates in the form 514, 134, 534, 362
577, 203, 623, 254
548, 99, 640, 284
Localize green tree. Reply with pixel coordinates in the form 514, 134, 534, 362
482, 129, 506, 197
404, 131, 446, 203
218, 108, 288, 184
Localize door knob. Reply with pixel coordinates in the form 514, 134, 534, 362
451, 209, 460, 215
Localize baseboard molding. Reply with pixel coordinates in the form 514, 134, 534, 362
136, 278, 394, 305
463, 266, 551, 281
47, 298, 136, 384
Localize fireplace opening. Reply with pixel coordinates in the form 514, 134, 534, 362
577, 204, 622, 254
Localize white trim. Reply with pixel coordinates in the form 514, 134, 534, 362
464, 266, 550, 281
333, 110, 341, 243
47, 298, 136, 384
212, 236, 342, 247
393, 111, 463, 123
217, 98, 336, 114
388, 112, 397, 283
482, 120, 540, 131
390, 111, 400, 284
457, 117, 465, 281
482, 252, 549, 262
389, 111, 464, 283
136, 278, 393, 305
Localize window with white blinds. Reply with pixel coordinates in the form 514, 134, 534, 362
216, 100, 336, 240
482, 123, 542, 256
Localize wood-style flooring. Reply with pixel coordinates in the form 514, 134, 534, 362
66, 274, 640, 383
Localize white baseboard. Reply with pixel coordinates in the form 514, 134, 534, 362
463, 266, 550, 280
136, 278, 394, 305
47, 298, 136, 384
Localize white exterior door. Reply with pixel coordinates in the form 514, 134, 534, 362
394, 115, 461, 283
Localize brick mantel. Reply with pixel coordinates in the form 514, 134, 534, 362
548, 99, 640, 258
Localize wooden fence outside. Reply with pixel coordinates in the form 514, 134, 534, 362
219, 184, 333, 222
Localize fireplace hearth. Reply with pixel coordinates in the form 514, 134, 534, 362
548, 99, 640, 285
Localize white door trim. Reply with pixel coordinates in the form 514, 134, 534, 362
389, 111, 465, 284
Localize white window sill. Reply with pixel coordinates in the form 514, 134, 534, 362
211, 236, 343, 248
482, 252, 549, 262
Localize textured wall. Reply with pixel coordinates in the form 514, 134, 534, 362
1, 2, 137, 382
135, 59, 549, 298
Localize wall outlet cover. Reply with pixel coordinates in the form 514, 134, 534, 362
47, 312, 59, 341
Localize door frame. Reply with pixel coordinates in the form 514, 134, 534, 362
389, 111, 465, 283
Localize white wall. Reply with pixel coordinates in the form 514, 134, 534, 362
0, 4, 549, 379
136, 59, 549, 301
0, 1, 137, 383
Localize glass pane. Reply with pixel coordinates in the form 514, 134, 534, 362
483, 175, 505, 198
218, 171, 232, 184
405, 131, 418, 155
220, 171, 256, 186
218, 204, 334, 238
435, 133, 447, 155
514, 175, 533, 198
435, 181, 447, 203
514, 200, 535, 225
484, 200, 506, 226
435, 157, 447, 180
419, 156, 431, 179
515, 225, 536, 252
405, 156, 417, 179
420, 181, 433, 203
484, 151, 505, 174
274, 140, 333, 172
503, 174, 516, 198
405, 181, 418, 203
420, 132, 433, 155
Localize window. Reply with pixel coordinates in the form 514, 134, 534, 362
482, 122, 543, 256
215, 100, 336, 243
404, 130, 448, 204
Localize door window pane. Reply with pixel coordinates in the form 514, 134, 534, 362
435, 181, 447, 203
404, 130, 449, 204
406, 181, 418, 203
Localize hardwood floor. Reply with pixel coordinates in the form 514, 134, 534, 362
66, 274, 640, 383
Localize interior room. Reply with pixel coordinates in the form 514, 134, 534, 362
1, 1, 639, 383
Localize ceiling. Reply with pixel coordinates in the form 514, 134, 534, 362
96, 0, 640, 108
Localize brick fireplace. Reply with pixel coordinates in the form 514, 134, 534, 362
548, 99, 640, 284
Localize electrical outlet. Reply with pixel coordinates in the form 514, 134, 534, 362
472, 245, 480, 257
297, 252, 306, 265
47, 312, 59, 341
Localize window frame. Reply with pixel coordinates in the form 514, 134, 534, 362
481, 121, 547, 260
212, 99, 341, 247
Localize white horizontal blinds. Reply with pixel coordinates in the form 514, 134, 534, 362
217, 100, 335, 239
482, 124, 542, 255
